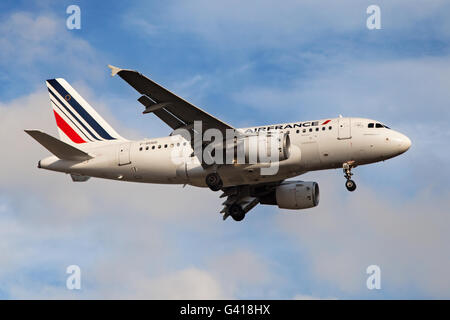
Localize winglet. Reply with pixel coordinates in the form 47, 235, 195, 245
108, 64, 122, 77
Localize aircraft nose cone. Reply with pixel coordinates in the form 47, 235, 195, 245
403, 135, 412, 151
398, 134, 411, 154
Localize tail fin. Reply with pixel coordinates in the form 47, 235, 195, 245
45, 78, 124, 145
25, 130, 93, 161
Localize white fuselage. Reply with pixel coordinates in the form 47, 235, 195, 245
38, 117, 411, 187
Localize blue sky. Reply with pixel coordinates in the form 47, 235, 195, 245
0, 0, 449, 299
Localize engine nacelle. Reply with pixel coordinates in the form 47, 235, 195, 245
275, 181, 319, 210
235, 132, 290, 163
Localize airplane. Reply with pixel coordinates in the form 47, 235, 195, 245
25, 65, 411, 222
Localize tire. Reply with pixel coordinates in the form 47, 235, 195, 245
345, 179, 357, 192
228, 204, 245, 222
205, 173, 223, 191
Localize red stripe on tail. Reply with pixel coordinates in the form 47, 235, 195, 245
53, 110, 86, 144
322, 120, 331, 125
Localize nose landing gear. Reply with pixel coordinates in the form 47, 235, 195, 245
345, 179, 356, 192
343, 162, 357, 192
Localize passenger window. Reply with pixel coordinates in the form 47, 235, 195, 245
139, 147, 143, 151
145, 146, 149, 150
376, 123, 383, 128
302, 129, 306, 133
322, 127, 326, 131
368, 123, 374, 128
177, 143, 180, 146
152, 146, 155, 150
183, 142, 187, 146
164, 144, 168, 148
315, 127, 319, 131
328, 126, 332, 130
158, 145, 161, 149
309, 128, 313, 132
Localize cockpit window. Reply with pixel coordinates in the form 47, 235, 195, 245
369, 122, 390, 129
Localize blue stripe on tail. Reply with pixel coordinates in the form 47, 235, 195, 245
47, 79, 116, 140
48, 89, 99, 141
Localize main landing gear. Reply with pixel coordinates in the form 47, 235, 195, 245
206, 172, 223, 192
227, 204, 246, 222
343, 162, 357, 192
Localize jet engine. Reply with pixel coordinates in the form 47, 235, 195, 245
234, 132, 290, 163
259, 181, 319, 210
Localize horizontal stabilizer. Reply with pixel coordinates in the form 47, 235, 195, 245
25, 130, 93, 161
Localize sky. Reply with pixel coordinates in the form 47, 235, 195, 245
0, 0, 449, 299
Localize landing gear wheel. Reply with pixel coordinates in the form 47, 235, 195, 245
228, 204, 245, 222
345, 179, 357, 192
343, 162, 357, 192
206, 173, 223, 192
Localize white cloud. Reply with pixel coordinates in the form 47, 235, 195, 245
128, 268, 227, 299
163, 0, 364, 48
0, 12, 105, 91
207, 250, 279, 298
6, 265, 228, 299
234, 57, 450, 123
121, 13, 160, 37
127, 0, 450, 50
276, 174, 450, 298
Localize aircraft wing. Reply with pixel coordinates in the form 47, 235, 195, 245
108, 65, 234, 135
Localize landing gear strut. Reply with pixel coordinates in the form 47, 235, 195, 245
343, 162, 357, 192
206, 172, 223, 192
227, 204, 245, 222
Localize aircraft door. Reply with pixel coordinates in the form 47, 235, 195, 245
338, 117, 351, 140
118, 143, 131, 166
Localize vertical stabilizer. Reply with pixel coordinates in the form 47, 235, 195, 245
45, 78, 125, 145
